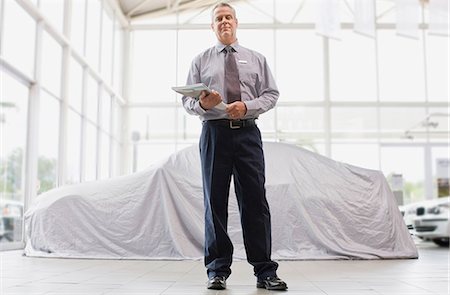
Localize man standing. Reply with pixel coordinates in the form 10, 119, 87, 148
182, 2, 287, 291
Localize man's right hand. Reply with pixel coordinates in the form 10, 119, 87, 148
199, 90, 222, 110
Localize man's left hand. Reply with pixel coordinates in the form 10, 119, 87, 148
226, 101, 247, 119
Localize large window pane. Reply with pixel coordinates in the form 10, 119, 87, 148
380, 107, 427, 133
129, 108, 176, 139
330, 31, 376, 101
39, 0, 64, 33
84, 122, 97, 181
100, 89, 111, 134
101, 9, 113, 84
177, 30, 217, 87
86, 75, 98, 124
3, 0, 36, 77
331, 107, 377, 132
426, 35, 449, 102
71, 0, 86, 55
277, 106, 324, 132
68, 56, 83, 113
66, 110, 81, 184
85, 0, 101, 70
111, 100, 122, 141
378, 30, 425, 101
135, 143, 176, 171
131, 31, 176, 102
0, 73, 28, 243
99, 132, 110, 179
276, 30, 323, 102
113, 21, 123, 94
38, 91, 60, 194
41, 30, 62, 96
332, 143, 379, 170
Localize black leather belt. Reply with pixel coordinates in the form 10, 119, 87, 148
206, 119, 256, 129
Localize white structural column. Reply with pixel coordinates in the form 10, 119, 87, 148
58, 0, 73, 186
120, 28, 132, 174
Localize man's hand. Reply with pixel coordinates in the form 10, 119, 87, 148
199, 90, 222, 110
226, 101, 247, 119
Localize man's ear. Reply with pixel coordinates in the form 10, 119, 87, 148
210, 23, 214, 31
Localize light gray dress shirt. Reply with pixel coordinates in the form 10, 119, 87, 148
182, 41, 279, 121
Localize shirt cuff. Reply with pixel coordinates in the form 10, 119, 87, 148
243, 100, 258, 117
194, 100, 207, 115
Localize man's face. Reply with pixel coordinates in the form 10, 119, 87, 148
211, 6, 238, 45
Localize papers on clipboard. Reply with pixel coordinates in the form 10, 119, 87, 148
172, 83, 227, 110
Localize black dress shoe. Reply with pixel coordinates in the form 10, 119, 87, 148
257, 276, 288, 291
207, 276, 226, 290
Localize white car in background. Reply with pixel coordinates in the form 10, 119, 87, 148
410, 197, 450, 247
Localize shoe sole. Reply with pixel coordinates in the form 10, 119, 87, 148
257, 283, 288, 291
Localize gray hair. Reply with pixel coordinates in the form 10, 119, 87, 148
211, 2, 236, 21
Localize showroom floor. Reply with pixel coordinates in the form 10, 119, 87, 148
0, 241, 448, 295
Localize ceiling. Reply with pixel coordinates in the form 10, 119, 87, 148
117, 0, 224, 20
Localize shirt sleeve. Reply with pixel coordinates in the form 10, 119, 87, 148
244, 56, 279, 118
182, 57, 207, 116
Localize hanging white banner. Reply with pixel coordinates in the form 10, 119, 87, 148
315, 0, 341, 40
429, 0, 449, 36
354, 0, 376, 38
395, 0, 421, 39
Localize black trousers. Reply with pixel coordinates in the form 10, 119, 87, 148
199, 120, 278, 280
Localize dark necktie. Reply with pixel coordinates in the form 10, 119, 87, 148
224, 46, 241, 104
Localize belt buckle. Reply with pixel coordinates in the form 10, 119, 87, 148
230, 120, 241, 129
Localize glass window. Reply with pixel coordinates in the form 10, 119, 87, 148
381, 146, 425, 204
71, 0, 86, 55
3, 0, 36, 77
380, 107, 427, 133
39, 0, 64, 33
111, 140, 121, 177
113, 20, 123, 94
277, 106, 324, 132
177, 108, 202, 141
332, 143, 380, 170
0, 73, 28, 243
331, 107, 378, 132
86, 74, 98, 124
129, 108, 176, 139
426, 35, 449, 102
330, 31, 377, 101
68, 56, 83, 113
135, 143, 176, 171
111, 100, 122, 141
99, 132, 110, 179
85, 0, 101, 70
100, 89, 111, 134
177, 30, 216, 87
38, 91, 60, 194
66, 110, 81, 184
276, 30, 323, 102
232, 0, 274, 24
84, 122, 97, 181
41, 30, 62, 96
101, 9, 113, 84
131, 30, 176, 102
378, 30, 425, 101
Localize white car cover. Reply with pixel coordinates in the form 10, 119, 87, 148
24, 142, 418, 260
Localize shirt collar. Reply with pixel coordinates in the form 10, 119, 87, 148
215, 40, 240, 53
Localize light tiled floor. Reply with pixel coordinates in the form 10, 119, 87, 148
0, 241, 448, 295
